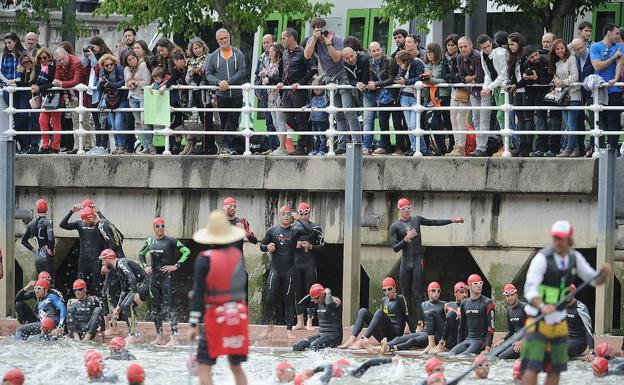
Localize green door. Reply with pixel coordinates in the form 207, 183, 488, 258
369, 9, 392, 54
346, 9, 370, 46
592, 4, 622, 42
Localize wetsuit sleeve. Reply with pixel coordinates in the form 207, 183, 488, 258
293, 220, 313, 240
97, 211, 106, 220
390, 223, 408, 253
311, 225, 325, 253
503, 309, 513, 341
51, 294, 67, 326
175, 239, 191, 265
401, 296, 416, 332
190, 255, 210, 326
59, 211, 79, 230
259, 230, 271, 252
350, 358, 393, 378
15, 288, 35, 302
486, 300, 495, 347
46, 221, 55, 251
457, 301, 467, 343
317, 364, 333, 385
325, 293, 339, 309
67, 303, 77, 332
21, 226, 34, 252
577, 301, 594, 349
138, 238, 150, 268
417, 216, 453, 226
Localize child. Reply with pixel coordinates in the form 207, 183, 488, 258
106, 336, 136, 360
306, 83, 329, 156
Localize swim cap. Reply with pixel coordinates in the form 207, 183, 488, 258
82, 199, 94, 208
152, 217, 165, 226
73, 279, 87, 290
596, 342, 613, 358
2, 368, 25, 385
551, 220, 573, 239
424, 358, 444, 375
298, 202, 310, 212
397, 198, 411, 209
279, 205, 292, 214
223, 197, 237, 207
309, 283, 325, 298
99, 249, 117, 260
427, 282, 441, 291
40, 317, 55, 332
80, 207, 96, 221
86, 359, 103, 378
84, 351, 103, 366
467, 274, 482, 286
38, 271, 51, 281
35, 199, 48, 213
427, 372, 446, 385
110, 336, 126, 350
593, 357, 609, 375
35, 278, 49, 290
332, 359, 350, 378
503, 283, 517, 293
382, 277, 396, 289
473, 354, 489, 366
293, 374, 308, 385
512, 360, 522, 380
275, 362, 295, 381
127, 363, 145, 383
453, 282, 467, 293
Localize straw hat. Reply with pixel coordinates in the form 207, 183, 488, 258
193, 210, 245, 245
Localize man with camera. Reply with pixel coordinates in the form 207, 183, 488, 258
305, 17, 361, 155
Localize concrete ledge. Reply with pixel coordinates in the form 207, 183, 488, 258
16, 155, 597, 194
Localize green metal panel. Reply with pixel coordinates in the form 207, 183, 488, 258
369, 8, 393, 54
346, 9, 370, 46
592, 4, 622, 42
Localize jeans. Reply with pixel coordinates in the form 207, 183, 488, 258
563, 100, 581, 148
470, 93, 492, 152
362, 91, 378, 149
400, 93, 427, 153
334, 72, 362, 148
129, 96, 153, 148
108, 99, 128, 148
433, 95, 453, 153
311, 121, 328, 152
599, 92, 621, 148
3, 90, 33, 152
217, 95, 243, 150
260, 97, 279, 150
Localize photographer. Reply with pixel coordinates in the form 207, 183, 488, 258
305, 17, 361, 155
97, 54, 128, 154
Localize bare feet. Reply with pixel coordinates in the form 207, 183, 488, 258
286, 330, 296, 339
104, 327, 117, 336
422, 344, 435, 354
165, 335, 178, 347
258, 325, 274, 339
349, 337, 367, 350
380, 338, 390, 354
430, 342, 448, 354
152, 334, 165, 345
293, 315, 305, 331
293, 323, 305, 331
306, 318, 314, 331
337, 335, 357, 349
125, 335, 139, 345
361, 338, 380, 354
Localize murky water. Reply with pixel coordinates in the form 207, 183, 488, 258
0, 337, 619, 384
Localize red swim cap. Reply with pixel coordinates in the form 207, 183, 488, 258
297, 202, 310, 212
309, 284, 325, 298
223, 197, 237, 207
86, 359, 103, 378
2, 368, 25, 385
473, 354, 490, 366
332, 359, 350, 378
467, 274, 482, 286
80, 207, 96, 221
38, 271, 51, 281
152, 217, 165, 226
279, 205, 292, 214
427, 282, 441, 291
40, 317, 56, 332
35, 278, 49, 290
82, 199, 94, 208
382, 277, 396, 289
503, 283, 517, 293
425, 357, 444, 375
596, 342, 613, 358
427, 372, 446, 385
99, 249, 117, 260
397, 198, 411, 209
73, 279, 87, 290
127, 363, 145, 383
512, 360, 522, 380
293, 374, 308, 385
110, 336, 126, 350
275, 362, 295, 381
84, 351, 103, 366
453, 282, 467, 293
35, 199, 48, 213
593, 357, 609, 375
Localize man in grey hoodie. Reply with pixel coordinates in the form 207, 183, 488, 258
204, 28, 247, 155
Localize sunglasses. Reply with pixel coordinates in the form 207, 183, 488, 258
103, 63, 114, 67
399, 206, 410, 212
39, 55, 50, 60
280, 212, 292, 217
73, 287, 85, 292
429, 288, 441, 293
298, 209, 310, 215
226, 204, 237, 209
382, 287, 394, 293
471, 281, 484, 287
503, 290, 517, 296
154, 224, 165, 229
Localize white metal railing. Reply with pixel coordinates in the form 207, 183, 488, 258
1, 82, 622, 157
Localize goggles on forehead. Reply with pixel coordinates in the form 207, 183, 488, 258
298, 209, 310, 215
154, 224, 165, 229
503, 289, 517, 296
399, 206, 411, 212
382, 287, 395, 292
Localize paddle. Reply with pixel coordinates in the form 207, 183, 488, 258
447, 271, 603, 385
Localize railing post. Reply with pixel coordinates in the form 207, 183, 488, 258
76, 84, 87, 154
326, 84, 337, 156
414, 81, 423, 157
162, 126, 172, 155
502, 88, 512, 158
242, 83, 253, 156
591, 86, 601, 159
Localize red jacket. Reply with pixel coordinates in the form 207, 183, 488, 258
54, 54, 83, 88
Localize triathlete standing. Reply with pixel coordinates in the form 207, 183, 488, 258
223, 197, 257, 302
21, 199, 55, 277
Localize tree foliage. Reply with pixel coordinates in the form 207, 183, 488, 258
1, 0, 78, 34
95, 0, 333, 37
382, 0, 609, 36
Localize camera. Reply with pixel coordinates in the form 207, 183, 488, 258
82, 44, 94, 53
524, 67, 536, 76
321, 30, 330, 37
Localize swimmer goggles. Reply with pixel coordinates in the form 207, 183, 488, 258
503, 289, 517, 296
399, 206, 411, 212
298, 209, 310, 215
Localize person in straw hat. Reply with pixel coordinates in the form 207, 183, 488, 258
189, 210, 249, 385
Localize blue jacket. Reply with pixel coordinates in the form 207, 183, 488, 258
98, 64, 128, 100
307, 94, 329, 122
576, 52, 595, 100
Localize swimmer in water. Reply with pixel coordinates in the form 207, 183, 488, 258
474, 354, 491, 379
86, 358, 119, 383
276, 362, 296, 382
301, 356, 401, 384
415, 358, 445, 385
127, 363, 145, 385
2, 368, 25, 385
593, 357, 624, 377
106, 336, 136, 360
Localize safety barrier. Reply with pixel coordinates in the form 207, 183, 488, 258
1, 82, 623, 157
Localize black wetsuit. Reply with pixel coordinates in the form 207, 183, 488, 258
60, 210, 106, 294
390, 216, 452, 324
15, 291, 66, 340
604, 362, 624, 376
450, 295, 495, 356
496, 301, 527, 359
293, 292, 342, 351
15, 287, 64, 324
115, 258, 150, 335
138, 235, 190, 335
311, 358, 393, 384
259, 221, 311, 330
89, 374, 119, 383
105, 349, 136, 361
388, 299, 445, 351
566, 299, 594, 358
352, 295, 414, 343
228, 216, 258, 301
293, 220, 325, 318
67, 296, 103, 339
21, 216, 55, 276
441, 301, 461, 349
97, 218, 125, 317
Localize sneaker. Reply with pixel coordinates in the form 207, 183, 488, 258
445, 146, 465, 157
66, 148, 79, 155
205, 144, 219, 155
316, 151, 326, 156
335, 147, 346, 155
26, 147, 39, 154
373, 148, 386, 155
269, 148, 288, 156
39, 147, 50, 154
543, 150, 556, 157
557, 148, 573, 158
470, 149, 487, 157
529, 150, 544, 157
362, 147, 372, 155
309, 150, 318, 156
392, 148, 404, 156
51, 148, 60, 154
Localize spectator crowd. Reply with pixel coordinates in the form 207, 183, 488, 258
1, 19, 623, 157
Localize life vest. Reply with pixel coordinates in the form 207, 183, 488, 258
537, 247, 577, 305
203, 247, 246, 306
